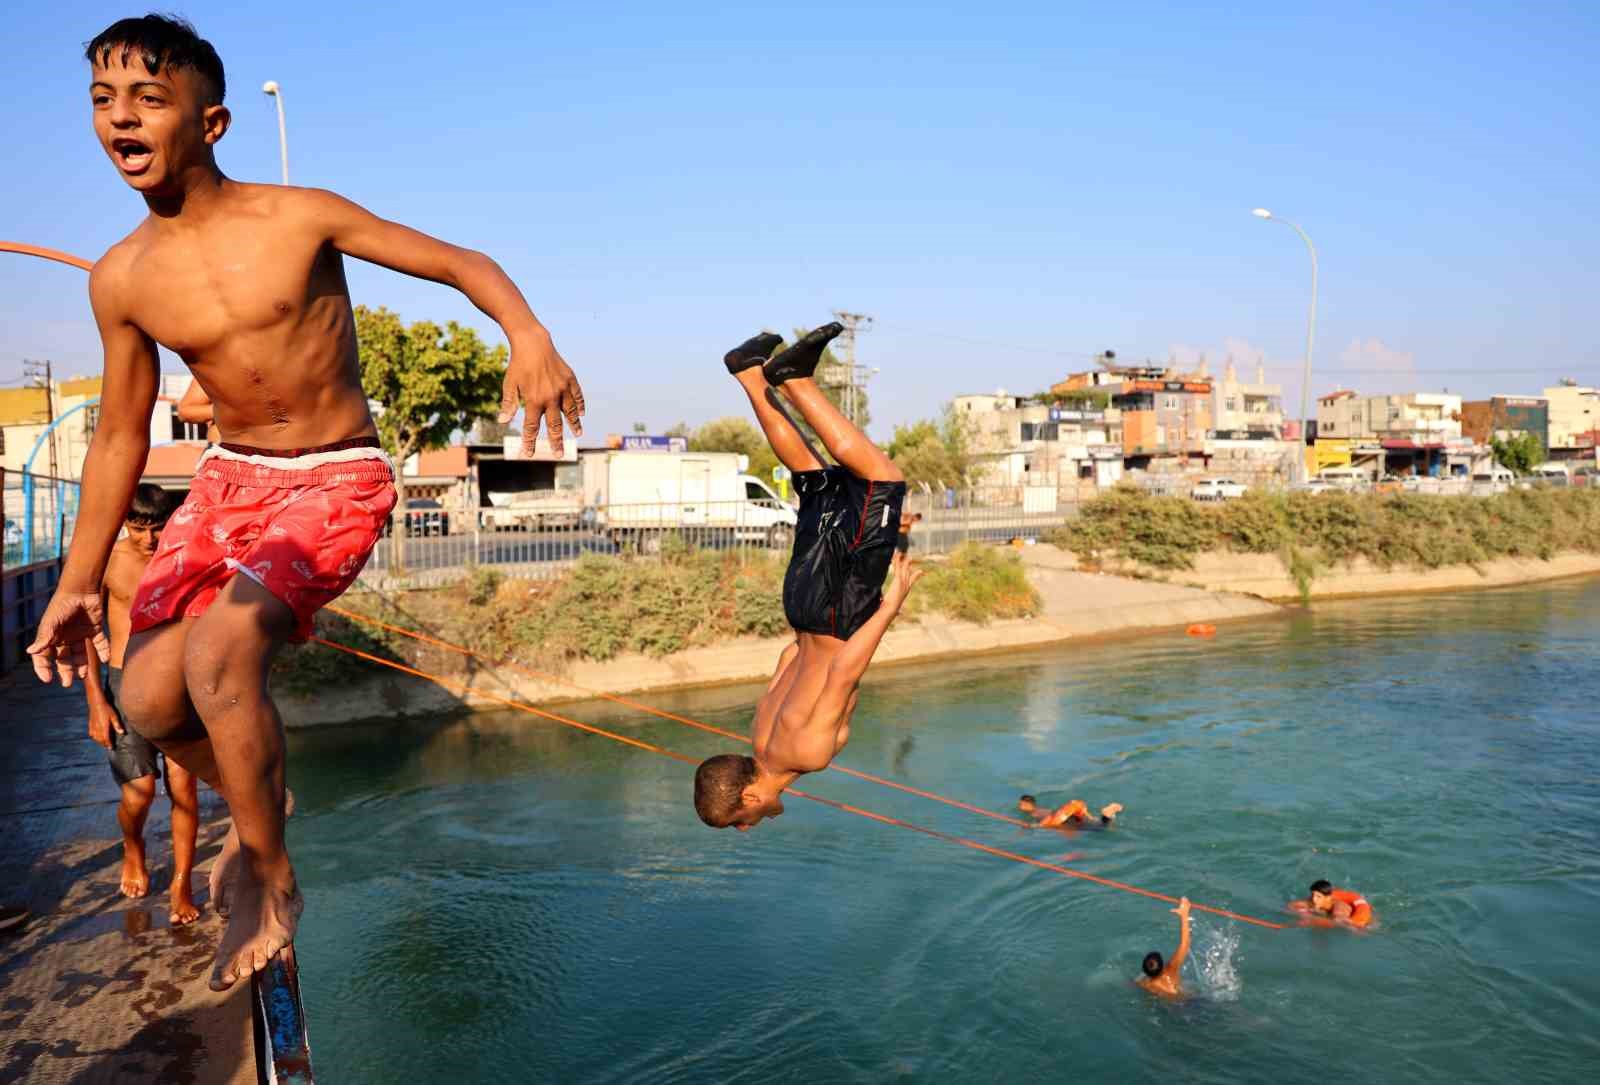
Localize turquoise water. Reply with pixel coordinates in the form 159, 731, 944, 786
286, 577, 1600, 1083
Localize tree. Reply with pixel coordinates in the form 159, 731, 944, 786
886, 404, 976, 489
687, 416, 781, 484
1491, 432, 1546, 475
355, 305, 507, 570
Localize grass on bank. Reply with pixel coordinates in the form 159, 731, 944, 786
1052, 486, 1600, 595
274, 540, 1039, 693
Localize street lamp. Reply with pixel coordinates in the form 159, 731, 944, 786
262, 80, 288, 185
1253, 207, 1318, 481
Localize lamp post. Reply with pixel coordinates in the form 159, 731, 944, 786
1253, 207, 1317, 481
262, 81, 289, 184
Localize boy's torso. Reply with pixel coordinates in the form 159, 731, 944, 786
753, 636, 852, 773
102, 539, 150, 667
109, 183, 374, 450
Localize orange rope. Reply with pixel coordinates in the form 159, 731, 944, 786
0, 240, 94, 272
312, 634, 1285, 930
324, 604, 1035, 830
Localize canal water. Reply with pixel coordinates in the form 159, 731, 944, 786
287, 576, 1600, 1082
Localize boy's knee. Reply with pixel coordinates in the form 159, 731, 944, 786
120, 671, 190, 744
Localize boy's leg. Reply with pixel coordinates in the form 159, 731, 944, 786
116, 775, 156, 898
120, 621, 220, 787
166, 759, 201, 925
182, 575, 299, 991
777, 379, 901, 482
734, 368, 825, 473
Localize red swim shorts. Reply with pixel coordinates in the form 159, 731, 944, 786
130, 448, 397, 643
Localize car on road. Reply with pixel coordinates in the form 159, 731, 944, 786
399, 497, 449, 536
1292, 478, 1338, 495
1190, 478, 1247, 502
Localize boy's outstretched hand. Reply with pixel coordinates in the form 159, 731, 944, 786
886, 550, 926, 605
27, 591, 109, 687
500, 330, 585, 457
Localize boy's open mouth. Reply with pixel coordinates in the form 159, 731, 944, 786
111, 137, 153, 174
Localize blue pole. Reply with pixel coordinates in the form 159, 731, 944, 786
20, 396, 99, 567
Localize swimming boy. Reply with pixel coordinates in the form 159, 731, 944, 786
28, 15, 583, 991
1288, 879, 1374, 929
1017, 795, 1123, 829
1137, 897, 1191, 999
693, 326, 921, 830
82, 484, 201, 925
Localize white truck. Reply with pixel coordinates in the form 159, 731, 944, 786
582, 450, 798, 551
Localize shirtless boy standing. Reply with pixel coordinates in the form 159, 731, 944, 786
28, 15, 584, 991
693, 326, 922, 830
83, 483, 201, 925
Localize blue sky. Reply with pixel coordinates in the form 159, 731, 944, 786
4, 1, 1595, 440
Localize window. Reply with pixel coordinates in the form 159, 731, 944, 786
170, 406, 208, 442
1020, 422, 1035, 441
1225, 397, 1238, 412
745, 481, 767, 502
1163, 396, 1180, 411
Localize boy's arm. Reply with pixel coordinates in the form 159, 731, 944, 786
27, 261, 157, 685
816, 553, 924, 715
175, 379, 213, 424
303, 189, 584, 456
1165, 898, 1192, 975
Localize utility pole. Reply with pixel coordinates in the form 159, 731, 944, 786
829, 310, 875, 425
23, 359, 56, 478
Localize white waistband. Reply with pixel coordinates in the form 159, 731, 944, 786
198, 444, 395, 472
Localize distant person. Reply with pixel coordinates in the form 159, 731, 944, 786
1288, 879, 1374, 929
175, 378, 218, 444
694, 326, 922, 830
1018, 794, 1123, 829
1137, 896, 1191, 999
82, 484, 202, 924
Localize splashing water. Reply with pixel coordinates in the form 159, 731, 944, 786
1193, 923, 1242, 1002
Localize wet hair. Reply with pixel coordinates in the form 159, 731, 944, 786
1142, 952, 1164, 978
694, 754, 758, 828
86, 15, 226, 105
1019, 794, 1037, 805
127, 483, 178, 526
1309, 879, 1334, 897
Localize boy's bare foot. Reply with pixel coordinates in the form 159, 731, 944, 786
170, 877, 201, 926
120, 838, 150, 898
208, 863, 303, 991
208, 823, 240, 918
1101, 802, 1124, 821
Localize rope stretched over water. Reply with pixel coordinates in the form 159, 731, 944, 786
0, 240, 94, 271
312, 633, 1286, 930
324, 604, 1035, 830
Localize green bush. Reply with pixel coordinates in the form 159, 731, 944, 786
908, 543, 1041, 624
1048, 486, 1600, 580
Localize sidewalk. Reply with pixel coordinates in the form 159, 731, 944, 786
0, 668, 252, 1085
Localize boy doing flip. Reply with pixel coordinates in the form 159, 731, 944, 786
694, 325, 922, 830
28, 15, 584, 990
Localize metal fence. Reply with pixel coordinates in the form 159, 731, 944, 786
358, 486, 1083, 589
2, 468, 80, 570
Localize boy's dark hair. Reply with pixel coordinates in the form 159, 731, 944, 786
127, 483, 178, 526
86, 15, 226, 105
694, 754, 757, 828
1309, 879, 1334, 897
1142, 952, 1164, 978
1019, 794, 1037, 805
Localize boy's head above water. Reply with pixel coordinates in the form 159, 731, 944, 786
1017, 794, 1038, 813
694, 754, 784, 831
87, 14, 229, 195
1308, 879, 1335, 911
1142, 951, 1164, 978
124, 483, 177, 557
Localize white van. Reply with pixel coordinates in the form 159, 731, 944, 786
1531, 463, 1570, 486
1315, 467, 1369, 490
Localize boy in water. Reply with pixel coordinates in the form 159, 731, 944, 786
83, 484, 201, 925
1137, 897, 1191, 999
1288, 879, 1374, 929
694, 326, 922, 830
28, 15, 584, 991
1017, 794, 1123, 829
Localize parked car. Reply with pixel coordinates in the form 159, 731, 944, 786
1293, 478, 1338, 495
398, 497, 449, 536
1190, 478, 1247, 502
1316, 467, 1370, 491
1375, 473, 1406, 494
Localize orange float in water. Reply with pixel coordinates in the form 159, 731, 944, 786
1186, 623, 1217, 637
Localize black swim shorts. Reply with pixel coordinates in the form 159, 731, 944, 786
782, 466, 907, 641
102, 666, 161, 787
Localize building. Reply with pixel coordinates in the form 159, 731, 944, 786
952, 392, 1122, 491
1315, 391, 1464, 476
1112, 377, 1213, 464
1460, 396, 1548, 450
1209, 357, 1284, 438
0, 378, 102, 479
1543, 383, 1598, 460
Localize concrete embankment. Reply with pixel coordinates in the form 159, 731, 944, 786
278, 544, 1600, 728
278, 546, 1282, 728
